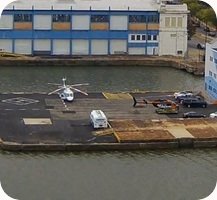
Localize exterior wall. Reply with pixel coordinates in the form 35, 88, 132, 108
205, 41, 217, 100
0, 3, 188, 56
158, 4, 188, 57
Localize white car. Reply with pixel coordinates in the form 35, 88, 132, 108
210, 112, 217, 118
173, 91, 193, 99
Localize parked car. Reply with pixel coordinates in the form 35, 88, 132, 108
176, 95, 201, 103
156, 107, 178, 114
197, 43, 205, 49
192, 21, 200, 27
182, 99, 207, 108
209, 111, 217, 118
208, 31, 216, 37
173, 91, 193, 99
204, 26, 210, 32
183, 111, 206, 118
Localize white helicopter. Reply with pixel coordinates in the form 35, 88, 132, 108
48, 78, 89, 102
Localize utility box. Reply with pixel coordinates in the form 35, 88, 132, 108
90, 110, 108, 129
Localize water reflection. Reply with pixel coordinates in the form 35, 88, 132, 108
0, 65, 203, 92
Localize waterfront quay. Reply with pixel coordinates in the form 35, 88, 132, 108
0, 54, 205, 76
0, 91, 217, 151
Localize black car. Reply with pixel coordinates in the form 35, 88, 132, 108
197, 43, 205, 49
183, 112, 206, 118
208, 31, 216, 37
176, 95, 201, 103
182, 99, 207, 108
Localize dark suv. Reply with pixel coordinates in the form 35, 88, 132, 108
182, 99, 207, 108
176, 95, 201, 103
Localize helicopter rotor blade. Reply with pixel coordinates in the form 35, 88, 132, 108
48, 87, 64, 95
70, 87, 88, 95
48, 83, 62, 86
69, 83, 89, 87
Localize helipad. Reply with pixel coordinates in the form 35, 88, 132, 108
2, 97, 39, 106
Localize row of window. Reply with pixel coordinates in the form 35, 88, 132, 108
14, 14, 159, 23
209, 56, 217, 64
165, 17, 183, 28
208, 85, 217, 94
129, 34, 157, 41
209, 70, 217, 79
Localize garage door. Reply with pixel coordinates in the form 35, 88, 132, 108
128, 47, 145, 55
110, 40, 127, 54
91, 40, 108, 55
53, 40, 70, 55
72, 40, 89, 55
33, 39, 51, 55
0, 39, 12, 52
14, 40, 32, 55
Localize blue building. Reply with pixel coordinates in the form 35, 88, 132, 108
205, 39, 217, 100
0, 0, 188, 56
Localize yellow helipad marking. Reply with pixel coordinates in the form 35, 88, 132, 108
23, 118, 52, 125
103, 92, 132, 100
166, 127, 194, 138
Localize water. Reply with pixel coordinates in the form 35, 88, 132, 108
0, 65, 214, 200
0, 65, 203, 92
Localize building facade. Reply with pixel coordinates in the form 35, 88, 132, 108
205, 39, 217, 100
0, 0, 188, 56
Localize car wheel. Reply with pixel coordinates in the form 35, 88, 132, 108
187, 104, 191, 108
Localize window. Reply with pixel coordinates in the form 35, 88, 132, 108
165, 17, 170, 27
210, 56, 213, 62
214, 59, 217, 64
153, 35, 157, 40
214, 73, 217, 79
129, 15, 146, 23
171, 17, 176, 27
14, 14, 32, 22
129, 34, 147, 42
142, 35, 146, 40
147, 15, 159, 23
52, 14, 70, 22
209, 85, 212, 90
131, 35, 135, 40
209, 70, 213, 76
136, 35, 141, 40
147, 35, 151, 40
177, 17, 182, 27
91, 15, 109, 23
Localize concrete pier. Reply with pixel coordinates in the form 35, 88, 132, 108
0, 92, 216, 151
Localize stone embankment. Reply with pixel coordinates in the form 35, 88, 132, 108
0, 53, 205, 76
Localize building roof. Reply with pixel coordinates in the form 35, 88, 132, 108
6, 0, 161, 11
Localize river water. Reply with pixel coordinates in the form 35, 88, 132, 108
0, 65, 215, 200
